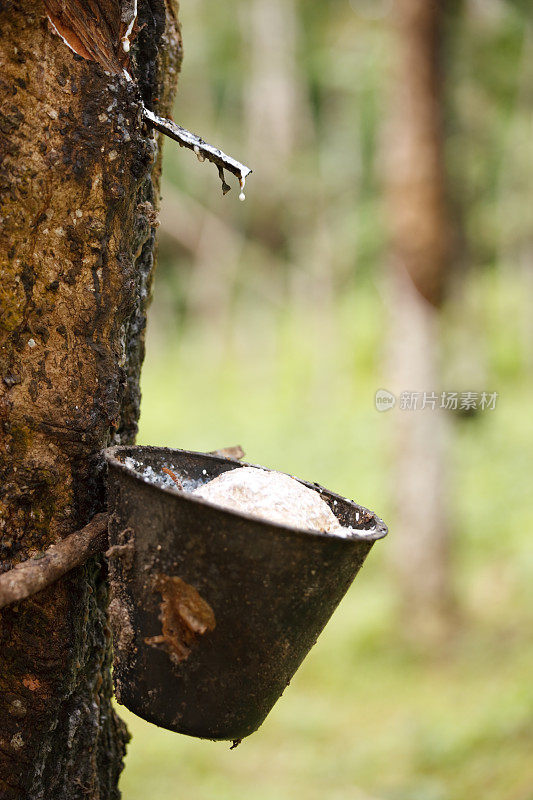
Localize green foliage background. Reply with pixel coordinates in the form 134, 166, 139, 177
120, 2, 533, 798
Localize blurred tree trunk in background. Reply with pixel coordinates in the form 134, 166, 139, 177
243, 0, 337, 366
384, 0, 456, 644
244, 0, 304, 171
0, 2, 180, 797
187, 0, 309, 343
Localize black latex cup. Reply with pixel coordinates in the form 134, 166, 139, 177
104, 445, 387, 741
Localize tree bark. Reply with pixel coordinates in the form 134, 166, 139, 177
384, 0, 456, 643
0, 2, 181, 797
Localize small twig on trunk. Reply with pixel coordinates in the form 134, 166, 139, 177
0, 513, 109, 609
142, 107, 252, 200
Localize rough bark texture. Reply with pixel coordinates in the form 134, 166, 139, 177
384, 0, 456, 643
0, 1, 181, 797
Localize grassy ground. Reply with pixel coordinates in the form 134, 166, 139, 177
118, 274, 533, 800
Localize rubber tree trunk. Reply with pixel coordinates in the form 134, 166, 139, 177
0, 2, 181, 798
384, 0, 456, 644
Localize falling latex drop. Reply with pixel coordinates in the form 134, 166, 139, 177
239, 172, 246, 202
